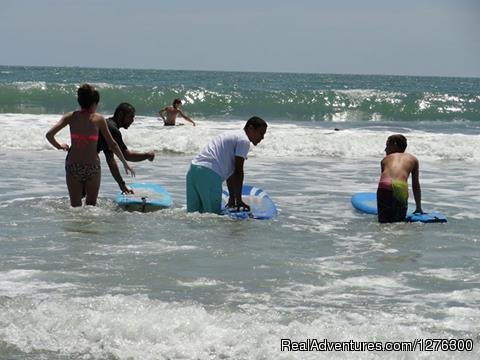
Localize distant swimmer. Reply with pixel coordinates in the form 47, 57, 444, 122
158, 98, 195, 126
46, 84, 134, 207
186, 116, 267, 214
97, 103, 155, 194
377, 134, 423, 223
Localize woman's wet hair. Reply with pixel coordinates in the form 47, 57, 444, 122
77, 84, 100, 109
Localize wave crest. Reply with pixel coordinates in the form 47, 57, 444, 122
0, 81, 478, 121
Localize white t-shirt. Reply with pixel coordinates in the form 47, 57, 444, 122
192, 131, 250, 180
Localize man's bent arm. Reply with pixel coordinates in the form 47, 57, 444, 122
158, 108, 167, 121
179, 110, 195, 126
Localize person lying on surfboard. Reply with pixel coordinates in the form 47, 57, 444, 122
158, 99, 195, 126
377, 134, 424, 223
186, 116, 267, 214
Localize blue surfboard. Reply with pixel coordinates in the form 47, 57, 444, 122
351, 192, 447, 223
114, 182, 172, 212
221, 185, 277, 220
351, 192, 377, 215
405, 212, 447, 223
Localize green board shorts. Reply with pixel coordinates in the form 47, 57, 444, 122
186, 164, 223, 214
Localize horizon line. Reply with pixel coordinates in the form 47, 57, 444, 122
1, 64, 479, 80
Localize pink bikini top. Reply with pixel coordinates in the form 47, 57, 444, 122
71, 133, 99, 148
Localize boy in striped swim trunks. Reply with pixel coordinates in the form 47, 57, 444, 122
377, 134, 424, 223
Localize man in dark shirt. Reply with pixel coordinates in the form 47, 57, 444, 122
97, 103, 155, 194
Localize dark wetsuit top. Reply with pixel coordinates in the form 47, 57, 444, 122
96, 118, 128, 155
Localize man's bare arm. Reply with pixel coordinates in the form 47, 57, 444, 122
179, 110, 195, 126
105, 152, 133, 194
124, 149, 155, 162
411, 158, 423, 213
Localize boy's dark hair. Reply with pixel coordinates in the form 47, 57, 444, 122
244, 116, 267, 130
114, 102, 135, 119
77, 84, 100, 109
387, 134, 407, 152
173, 98, 182, 106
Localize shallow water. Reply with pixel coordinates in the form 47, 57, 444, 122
1, 144, 479, 359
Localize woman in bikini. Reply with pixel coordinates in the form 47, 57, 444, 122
46, 84, 134, 207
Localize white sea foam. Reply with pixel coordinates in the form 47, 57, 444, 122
1, 113, 479, 162
94, 82, 127, 89
1, 292, 478, 359
0, 270, 77, 297
12, 81, 48, 91
86, 241, 198, 256
177, 277, 222, 287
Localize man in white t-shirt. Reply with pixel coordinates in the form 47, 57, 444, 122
186, 116, 268, 214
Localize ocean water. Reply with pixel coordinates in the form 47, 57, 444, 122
0, 66, 479, 359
